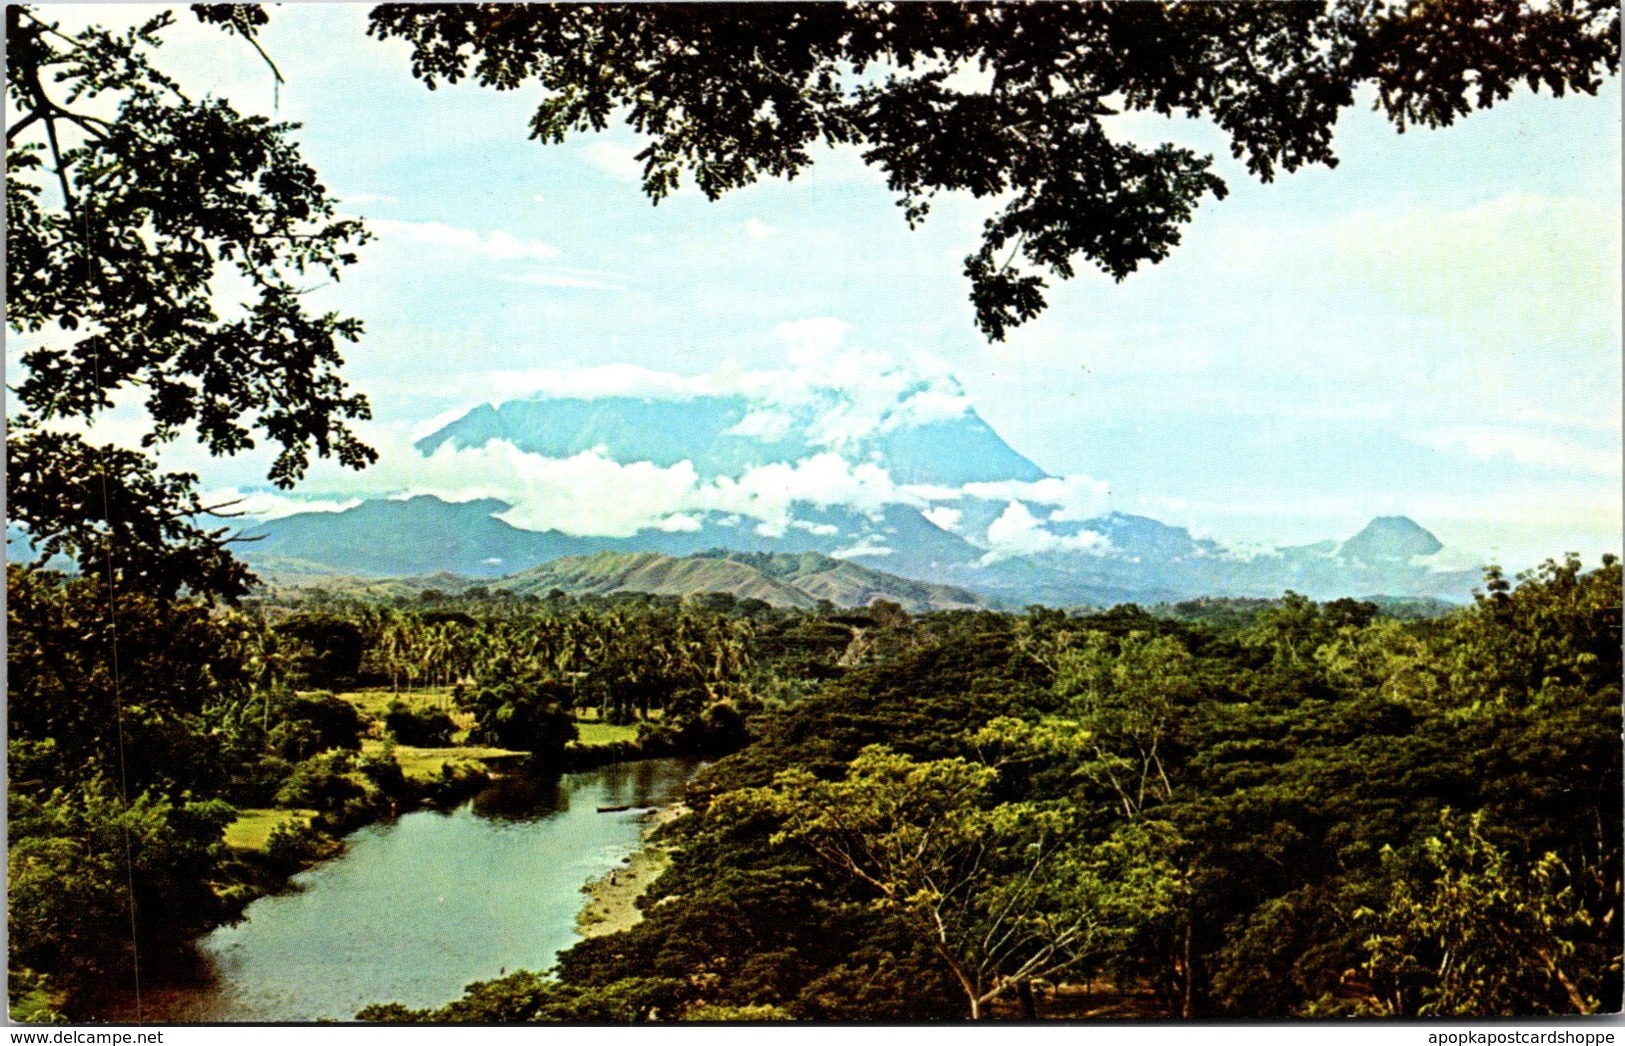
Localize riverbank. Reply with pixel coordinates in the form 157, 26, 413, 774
576, 803, 689, 939
104, 759, 704, 1023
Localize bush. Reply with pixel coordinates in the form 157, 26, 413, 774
358, 748, 409, 799
678, 702, 750, 754
263, 818, 329, 873
383, 703, 456, 747
265, 692, 365, 762
227, 754, 295, 806
417, 762, 490, 809
274, 752, 365, 813
466, 680, 578, 756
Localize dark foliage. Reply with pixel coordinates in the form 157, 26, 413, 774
371, 1, 1617, 340
368, 557, 1620, 1021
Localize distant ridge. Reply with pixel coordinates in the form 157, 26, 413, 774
238, 495, 1483, 606
251, 549, 988, 613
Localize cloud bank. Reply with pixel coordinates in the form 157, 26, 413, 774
235, 324, 1121, 562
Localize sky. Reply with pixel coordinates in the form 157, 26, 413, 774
13, 3, 1623, 570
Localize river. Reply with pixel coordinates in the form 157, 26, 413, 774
119, 757, 700, 1023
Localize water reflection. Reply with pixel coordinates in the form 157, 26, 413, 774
469, 771, 566, 822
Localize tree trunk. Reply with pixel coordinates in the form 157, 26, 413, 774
1181, 917, 1199, 1018
1018, 977, 1037, 1019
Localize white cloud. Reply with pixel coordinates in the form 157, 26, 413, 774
726, 408, 795, 442
581, 140, 647, 183
891, 387, 972, 428
922, 506, 964, 532
369, 219, 560, 263
1418, 425, 1621, 477
338, 192, 396, 206
981, 502, 1110, 563
449, 446, 702, 537
775, 318, 853, 364
289, 423, 920, 542
958, 475, 1111, 522
1414, 547, 1484, 574
206, 489, 363, 521
700, 454, 911, 536
294, 432, 704, 538
832, 540, 894, 559
656, 514, 703, 533
743, 218, 777, 240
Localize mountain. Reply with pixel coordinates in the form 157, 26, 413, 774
239, 496, 600, 577
233, 390, 1486, 606
416, 395, 1047, 486
238, 496, 997, 581
1338, 515, 1445, 564
240, 495, 1479, 606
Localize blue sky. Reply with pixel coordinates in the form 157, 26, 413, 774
19, 4, 1623, 570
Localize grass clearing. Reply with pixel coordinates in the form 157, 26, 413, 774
338, 686, 460, 720
360, 739, 524, 780
225, 808, 316, 851
575, 720, 640, 747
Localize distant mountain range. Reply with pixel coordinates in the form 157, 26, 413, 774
231, 389, 1483, 606
9, 387, 1488, 607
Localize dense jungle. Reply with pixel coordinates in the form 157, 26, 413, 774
9, 555, 1620, 1021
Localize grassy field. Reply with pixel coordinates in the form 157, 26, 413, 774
338, 685, 461, 719
575, 720, 640, 746
224, 808, 316, 851
358, 739, 524, 780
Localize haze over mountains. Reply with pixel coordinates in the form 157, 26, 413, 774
235, 368, 1486, 608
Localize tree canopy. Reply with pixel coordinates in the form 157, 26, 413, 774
725, 744, 1118, 1019
370, 0, 1619, 340
353, 560, 1619, 1021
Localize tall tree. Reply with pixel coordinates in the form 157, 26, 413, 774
370, 1, 1618, 341
727, 744, 1117, 1018
6, 5, 374, 599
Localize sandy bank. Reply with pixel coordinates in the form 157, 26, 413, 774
576, 803, 688, 939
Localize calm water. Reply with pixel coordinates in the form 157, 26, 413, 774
123, 758, 699, 1023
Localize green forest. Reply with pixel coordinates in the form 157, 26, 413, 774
9, 554, 1619, 1021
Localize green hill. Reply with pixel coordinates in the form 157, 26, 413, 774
496, 550, 986, 612
251, 550, 987, 613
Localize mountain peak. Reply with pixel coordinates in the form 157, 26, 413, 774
1339, 516, 1444, 563
412, 393, 1046, 486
